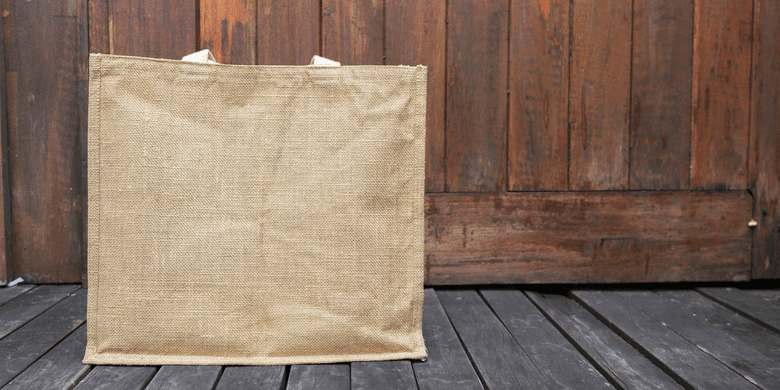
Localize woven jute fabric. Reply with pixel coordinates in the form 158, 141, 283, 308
84, 54, 427, 365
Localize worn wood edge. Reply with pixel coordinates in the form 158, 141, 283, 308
424, 191, 752, 285
0, 8, 10, 285
696, 288, 780, 335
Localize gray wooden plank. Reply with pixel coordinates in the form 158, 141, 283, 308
73, 366, 157, 390
698, 288, 780, 334
481, 289, 614, 390
3, 324, 89, 390
0, 285, 34, 307
0, 284, 80, 338
0, 288, 86, 387
286, 364, 349, 390
351, 360, 416, 390
412, 289, 483, 390
527, 292, 684, 390
573, 290, 758, 389
215, 366, 285, 390
436, 290, 549, 390
145, 365, 222, 390
624, 290, 780, 389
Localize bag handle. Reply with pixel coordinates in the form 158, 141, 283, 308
182, 50, 340, 67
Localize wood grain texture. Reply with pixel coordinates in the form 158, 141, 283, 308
480, 290, 613, 389
108, 0, 196, 59
4, 0, 84, 283
200, 0, 255, 64
569, 0, 631, 190
145, 366, 222, 390
214, 366, 284, 390
74, 366, 157, 390
0, 289, 86, 387
528, 292, 683, 390
424, 192, 751, 284
446, 0, 508, 192
257, 0, 319, 65
88, 0, 109, 53
573, 290, 757, 389
385, 0, 446, 192
630, 0, 693, 190
0, 285, 79, 338
690, 0, 752, 189
697, 288, 780, 334
0, 284, 33, 306
0, 9, 9, 285
286, 364, 349, 390
749, 0, 780, 279
77, 0, 88, 283
322, 0, 383, 65
3, 325, 89, 390
507, 0, 569, 191
351, 361, 417, 390
436, 290, 549, 389
412, 289, 484, 390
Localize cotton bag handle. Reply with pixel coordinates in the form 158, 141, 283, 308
182, 49, 340, 67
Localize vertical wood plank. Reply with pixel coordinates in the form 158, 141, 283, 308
385, 0, 446, 193
257, 0, 319, 65
569, 0, 631, 190
0, 6, 9, 285
750, 0, 780, 278
508, 0, 569, 191
88, 0, 109, 53
446, 0, 508, 192
4, 0, 83, 283
77, 0, 88, 283
322, 0, 383, 65
200, 0, 256, 64
630, 0, 693, 190
690, 0, 752, 190
108, 0, 196, 59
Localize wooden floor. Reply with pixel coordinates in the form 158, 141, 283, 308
1, 285, 779, 389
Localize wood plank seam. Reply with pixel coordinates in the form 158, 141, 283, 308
437, 291, 489, 390
696, 289, 780, 337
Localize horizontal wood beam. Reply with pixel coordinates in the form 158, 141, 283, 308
424, 191, 752, 284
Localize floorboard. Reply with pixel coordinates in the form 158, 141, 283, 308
214, 366, 285, 390
0, 285, 80, 339
351, 360, 416, 390
527, 292, 683, 390
436, 290, 548, 389
480, 289, 613, 389
286, 364, 349, 390
411, 289, 483, 390
73, 366, 157, 390
145, 366, 222, 390
0, 286, 34, 307
0, 288, 86, 387
573, 290, 759, 389
698, 287, 780, 334
2, 325, 89, 390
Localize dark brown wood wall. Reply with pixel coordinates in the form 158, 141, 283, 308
0, 0, 777, 284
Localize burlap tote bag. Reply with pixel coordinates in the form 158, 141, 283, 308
84, 51, 427, 365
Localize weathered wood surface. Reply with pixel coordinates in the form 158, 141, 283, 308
697, 288, 780, 334
73, 366, 157, 390
385, 0, 446, 193
436, 290, 549, 389
286, 364, 349, 390
352, 361, 417, 390
528, 292, 683, 389
690, 0, 752, 190
629, 0, 693, 190
199, 0, 255, 64
480, 290, 613, 389
507, 0, 569, 191
569, 0, 631, 191
749, 0, 780, 279
257, 0, 319, 65
214, 366, 284, 390
107, 0, 196, 59
424, 192, 752, 284
0, 285, 79, 338
412, 289, 483, 390
445, 0, 508, 192
322, 0, 383, 65
573, 290, 758, 389
3, 325, 89, 390
0, 285, 32, 307
0, 9, 9, 286
0, 288, 86, 387
4, 0, 83, 283
145, 366, 222, 390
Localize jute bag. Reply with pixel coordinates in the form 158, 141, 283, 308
84, 51, 427, 365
